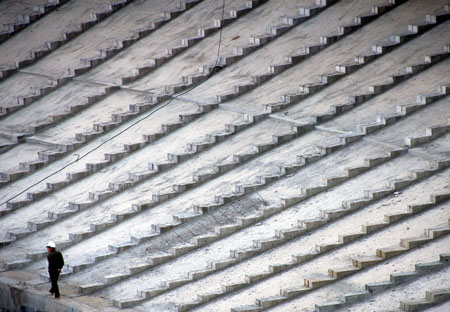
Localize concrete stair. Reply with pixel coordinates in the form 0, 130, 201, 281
4, 2, 445, 217
122, 0, 269, 86
1, 101, 217, 210
1, 71, 446, 297
0, 0, 138, 82
173, 185, 450, 311
2, 74, 447, 272
405, 116, 450, 147
399, 287, 450, 312
67, 0, 203, 83
358, 84, 450, 136
0, 0, 71, 45
165, 0, 344, 95
0, 85, 118, 188
77, 0, 204, 77
216, 0, 409, 103
266, 7, 450, 114
315, 254, 450, 312
0, 77, 71, 118
0, 2, 449, 312
229, 220, 450, 311
112, 158, 449, 309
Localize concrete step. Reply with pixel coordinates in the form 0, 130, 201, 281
163, 169, 449, 310
400, 288, 450, 311
241, 219, 450, 310
317, 254, 450, 311
219, 0, 400, 104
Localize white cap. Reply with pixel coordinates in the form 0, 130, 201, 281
46, 241, 56, 248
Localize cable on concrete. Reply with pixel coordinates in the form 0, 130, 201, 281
1, 0, 227, 208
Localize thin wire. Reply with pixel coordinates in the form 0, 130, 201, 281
194, 219, 211, 232
216, 0, 226, 66
1, 0, 227, 208
219, 205, 235, 224
172, 229, 191, 244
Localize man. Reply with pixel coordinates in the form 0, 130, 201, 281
46, 241, 64, 298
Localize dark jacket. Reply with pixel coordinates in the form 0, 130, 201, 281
47, 250, 64, 273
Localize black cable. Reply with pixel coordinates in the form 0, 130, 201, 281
216, 0, 226, 66
1, 0, 227, 208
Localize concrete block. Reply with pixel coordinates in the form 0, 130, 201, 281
343, 198, 371, 210
316, 242, 341, 253
231, 305, 262, 312
208, 258, 237, 270
215, 223, 239, 236
325, 175, 347, 188
361, 222, 387, 234
221, 281, 248, 292
328, 266, 359, 279
384, 212, 412, 223
188, 268, 213, 280
275, 226, 306, 239
150, 252, 173, 266
400, 300, 433, 311
320, 208, 349, 221
390, 178, 415, 189
366, 280, 393, 293
232, 247, 259, 260
245, 271, 271, 283
400, 236, 431, 249
365, 188, 393, 200
339, 22, 360, 35
269, 262, 293, 273
430, 192, 450, 203
256, 295, 286, 309
339, 232, 364, 244
320, 34, 341, 45
341, 290, 370, 303
165, 278, 190, 289
390, 271, 418, 284
304, 275, 335, 288
104, 273, 126, 284
300, 217, 327, 230
428, 226, 450, 239
255, 237, 282, 250
113, 297, 145, 309
315, 301, 343, 312
408, 203, 434, 214
128, 263, 152, 275
281, 285, 309, 298
428, 288, 450, 303
292, 252, 318, 264
302, 185, 327, 197
79, 283, 104, 295
169, 243, 196, 256
377, 245, 407, 258
415, 261, 444, 274
6, 258, 32, 270
299, 5, 323, 17
193, 232, 217, 246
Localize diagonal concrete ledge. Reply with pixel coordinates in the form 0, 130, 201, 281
172, 168, 450, 311
230, 219, 450, 311
0, 0, 72, 45
2, 53, 448, 284
0, 0, 138, 83
315, 254, 450, 312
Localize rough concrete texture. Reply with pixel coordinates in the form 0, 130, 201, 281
0, 0, 450, 311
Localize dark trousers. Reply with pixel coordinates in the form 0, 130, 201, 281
49, 271, 60, 297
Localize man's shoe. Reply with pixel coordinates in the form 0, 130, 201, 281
55, 294, 60, 298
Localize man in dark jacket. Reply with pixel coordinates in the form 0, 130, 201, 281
46, 241, 64, 298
